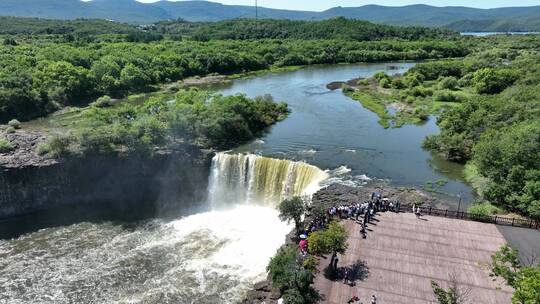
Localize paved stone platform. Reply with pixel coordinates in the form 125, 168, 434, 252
314, 212, 514, 304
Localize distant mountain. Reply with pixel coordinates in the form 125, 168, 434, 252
1, 0, 540, 31
153, 1, 316, 22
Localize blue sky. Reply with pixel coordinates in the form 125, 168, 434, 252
137, 0, 540, 11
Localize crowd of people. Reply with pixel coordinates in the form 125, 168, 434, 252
295, 192, 416, 304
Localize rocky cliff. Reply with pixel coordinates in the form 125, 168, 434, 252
0, 145, 213, 220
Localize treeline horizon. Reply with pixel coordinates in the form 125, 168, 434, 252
0, 16, 458, 40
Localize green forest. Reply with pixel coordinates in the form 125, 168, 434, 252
0, 17, 466, 123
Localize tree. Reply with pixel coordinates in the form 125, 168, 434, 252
473, 121, 540, 218
472, 68, 518, 94
278, 197, 307, 235
266, 246, 321, 304
120, 63, 150, 91
308, 221, 348, 266
431, 274, 471, 304
33, 60, 94, 105
491, 245, 540, 304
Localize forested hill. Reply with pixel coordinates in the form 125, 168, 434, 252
0, 17, 457, 41
167, 18, 457, 41
1, 0, 540, 31
447, 18, 540, 33
0, 17, 138, 35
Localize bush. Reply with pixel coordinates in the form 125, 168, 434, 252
36, 134, 73, 157
91, 95, 113, 108
434, 90, 466, 103
391, 78, 405, 89
404, 96, 415, 104
413, 107, 429, 121
6, 126, 15, 134
379, 78, 391, 88
472, 68, 519, 94
0, 138, 13, 153
439, 76, 459, 90
404, 74, 421, 88
406, 86, 433, 97
458, 73, 473, 87
373, 72, 391, 82
357, 79, 370, 86
468, 202, 502, 220
8, 119, 21, 129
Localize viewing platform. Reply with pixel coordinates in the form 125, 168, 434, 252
314, 212, 515, 304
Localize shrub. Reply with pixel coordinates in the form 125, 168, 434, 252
404, 96, 415, 104
407, 86, 433, 98
0, 138, 13, 153
91, 95, 113, 108
413, 107, 429, 121
36, 134, 73, 157
6, 126, 15, 134
379, 78, 391, 88
434, 90, 467, 103
422, 134, 439, 150
458, 73, 473, 87
357, 79, 370, 86
8, 119, 21, 129
468, 202, 502, 221
391, 78, 405, 89
472, 68, 519, 94
439, 76, 459, 90
373, 71, 391, 82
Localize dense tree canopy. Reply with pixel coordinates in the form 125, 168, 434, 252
0, 36, 466, 122
420, 45, 540, 218
188, 18, 458, 41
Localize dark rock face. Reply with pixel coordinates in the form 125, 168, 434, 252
0, 148, 213, 220
242, 280, 281, 304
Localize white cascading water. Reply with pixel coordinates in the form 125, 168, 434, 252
208, 152, 329, 208
0, 153, 328, 304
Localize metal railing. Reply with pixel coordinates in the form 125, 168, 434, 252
400, 205, 540, 230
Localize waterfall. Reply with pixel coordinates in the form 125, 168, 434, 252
208, 152, 328, 208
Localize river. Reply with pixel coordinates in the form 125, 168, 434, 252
216, 62, 473, 202
0, 62, 473, 304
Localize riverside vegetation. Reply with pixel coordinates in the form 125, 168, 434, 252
36, 90, 289, 157
343, 35, 540, 220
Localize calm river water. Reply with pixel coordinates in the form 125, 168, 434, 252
216, 62, 473, 203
